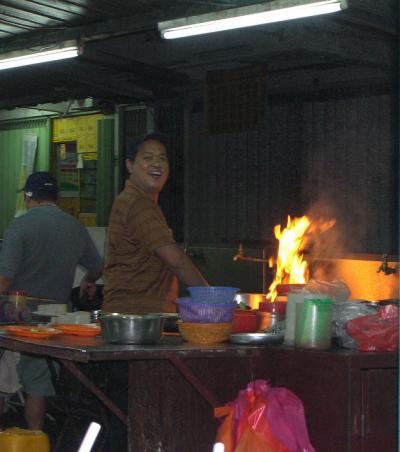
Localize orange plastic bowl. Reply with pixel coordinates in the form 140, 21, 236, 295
177, 321, 232, 344
232, 309, 259, 333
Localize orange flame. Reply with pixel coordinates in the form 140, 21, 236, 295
266, 215, 335, 301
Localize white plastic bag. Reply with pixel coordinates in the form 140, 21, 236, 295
304, 279, 350, 303
0, 351, 21, 394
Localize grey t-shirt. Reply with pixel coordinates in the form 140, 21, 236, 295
0, 204, 103, 302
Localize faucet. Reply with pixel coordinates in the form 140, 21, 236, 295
233, 243, 269, 264
233, 243, 271, 293
377, 254, 397, 275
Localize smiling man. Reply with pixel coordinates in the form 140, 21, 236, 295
102, 132, 207, 315
102, 133, 208, 451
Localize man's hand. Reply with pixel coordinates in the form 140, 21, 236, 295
80, 281, 97, 300
79, 271, 102, 300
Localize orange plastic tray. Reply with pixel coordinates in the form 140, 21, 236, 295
53, 324, 101, 337
3, 325, 62, 339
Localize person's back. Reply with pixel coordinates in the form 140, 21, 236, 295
0, 171, 103, 432
2, 204, 101, 302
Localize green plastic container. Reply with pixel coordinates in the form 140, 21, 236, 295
295, 299, 333, 350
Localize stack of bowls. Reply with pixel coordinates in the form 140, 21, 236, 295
177, 286, 239, 344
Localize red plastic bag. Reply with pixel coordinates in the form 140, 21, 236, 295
215, 380, 315, 452
346, 305, 399, 352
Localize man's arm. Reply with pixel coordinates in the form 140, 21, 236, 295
155, 244, 208, 286
0, 276, 12, 295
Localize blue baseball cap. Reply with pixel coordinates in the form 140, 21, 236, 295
23, 171, 58, 199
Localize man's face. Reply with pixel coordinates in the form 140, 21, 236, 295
126, 139, 169, 195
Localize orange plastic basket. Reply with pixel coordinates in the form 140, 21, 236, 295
178, 321, 232, 344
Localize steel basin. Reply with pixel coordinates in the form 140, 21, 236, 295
100, 313, 166, 344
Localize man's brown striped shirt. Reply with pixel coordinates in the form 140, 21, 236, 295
102, 180, 178, 314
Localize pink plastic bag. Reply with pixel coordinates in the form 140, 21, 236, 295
266, 386, 315, 452
215, 380, 315, 452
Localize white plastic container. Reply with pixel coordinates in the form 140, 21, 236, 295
54, 311, 90, 324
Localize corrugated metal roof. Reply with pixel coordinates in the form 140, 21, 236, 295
0, 0, 396, 109
0, 0, 235, 40
0, 1, 167, 38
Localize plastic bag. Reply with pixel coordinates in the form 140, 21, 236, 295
346, 305, 399, 351
0, 351, 21, 394
332, 301, 377, 349
304, 279, 350, 303
0, 300, 31, 322
215, 380, 315, 452
266, 386, 315, 452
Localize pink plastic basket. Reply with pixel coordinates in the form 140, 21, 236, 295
187, 286, 240, 304
177, 298, 236, 323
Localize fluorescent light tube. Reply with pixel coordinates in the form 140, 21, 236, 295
0, 41, 79, 70
159, 0, 347, 39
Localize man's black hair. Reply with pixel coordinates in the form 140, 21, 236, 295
126, 132, 168, 161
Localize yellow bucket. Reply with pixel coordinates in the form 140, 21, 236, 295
0, 427, 50, 452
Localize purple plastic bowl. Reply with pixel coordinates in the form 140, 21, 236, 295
177, 298, 236, 323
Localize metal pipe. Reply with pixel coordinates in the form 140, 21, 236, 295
233, 255, 269, 263
262, 247, 267, 293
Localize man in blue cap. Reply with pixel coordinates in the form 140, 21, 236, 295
0, 171, 103, 430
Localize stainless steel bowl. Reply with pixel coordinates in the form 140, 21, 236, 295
100, 313, 166, 344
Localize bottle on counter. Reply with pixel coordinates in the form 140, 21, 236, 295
284, 291, 331, 346
295, 298, 333, 350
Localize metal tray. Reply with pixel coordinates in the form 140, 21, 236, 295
230, 332, 284, 345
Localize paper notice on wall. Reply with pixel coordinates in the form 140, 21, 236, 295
15, 134, 38, 217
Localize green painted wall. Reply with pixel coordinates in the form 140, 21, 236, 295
0, 118, 50, 237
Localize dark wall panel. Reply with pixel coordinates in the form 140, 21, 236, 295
187, 91, 397, 255
299, 94, 396, 254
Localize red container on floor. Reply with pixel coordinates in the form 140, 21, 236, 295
232, 309, 259, 333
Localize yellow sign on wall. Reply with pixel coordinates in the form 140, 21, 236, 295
53, 114, 103, 160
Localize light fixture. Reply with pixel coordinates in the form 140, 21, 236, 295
158, 0, 348, 39
0, 40, 80, 70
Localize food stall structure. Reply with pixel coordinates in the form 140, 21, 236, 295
0, 334, 396, 452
